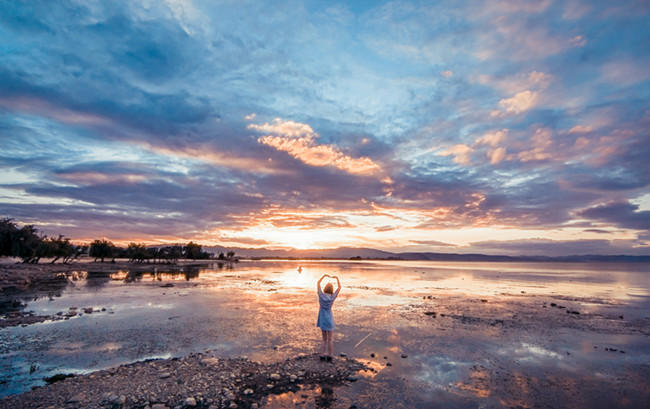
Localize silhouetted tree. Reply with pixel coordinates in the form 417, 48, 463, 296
45, 235, 79, 264
183, 241, 210, 260
126, 242, 152, 263
89, 239, 116, 262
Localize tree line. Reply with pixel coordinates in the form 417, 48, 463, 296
0, 218, 235, 264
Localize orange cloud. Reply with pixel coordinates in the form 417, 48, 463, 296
249, 118, 381, 174
142, 143, 284, 174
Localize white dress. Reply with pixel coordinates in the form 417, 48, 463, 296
316, 288, 338, 331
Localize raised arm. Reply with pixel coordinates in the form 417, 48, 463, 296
317, 274, 329, 291
333, 275, 341, 295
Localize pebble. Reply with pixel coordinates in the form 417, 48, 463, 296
67, 393, 85, 403
0, 352, 367, 408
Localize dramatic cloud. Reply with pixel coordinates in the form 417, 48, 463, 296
0, 0, 648, 255
250, 118, 381, 175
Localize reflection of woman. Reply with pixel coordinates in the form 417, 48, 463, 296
316, 274, 341, 361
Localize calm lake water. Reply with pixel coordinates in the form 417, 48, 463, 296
1, 259, 649, 407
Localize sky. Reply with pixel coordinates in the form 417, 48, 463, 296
1, 0, 650, 256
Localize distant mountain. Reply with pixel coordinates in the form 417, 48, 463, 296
203, 246, 395, 259
203, 246, 650, 263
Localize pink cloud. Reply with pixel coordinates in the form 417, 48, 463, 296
568, 125, 594, 134
477, 129, 508, 147
498, 90, 538, 114
250, 118, 381, 175
439, 144, 474, 165
487, 147, 507, 164
518, 128, 554, 162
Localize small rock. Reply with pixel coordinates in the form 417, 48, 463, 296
185, 397, 197, 407
269, 373, 281, 381
244, 388, 254, 395
386, 362, 392, 366
401, 354, 408, 359
67, 393, 85, 403
229, 404, 238, 409
158, 372, 172, 379
290, 374, 297, 382
83, 307, 93, 314
370, 353, 375, 358
152, 404, 168, 409
347, 375, 358, 382
266, 384, 274, 389
339, 352, 347, 357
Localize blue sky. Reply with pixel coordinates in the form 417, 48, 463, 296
1, 0, 649, 256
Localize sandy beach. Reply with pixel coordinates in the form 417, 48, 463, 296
1, 259, 649, 408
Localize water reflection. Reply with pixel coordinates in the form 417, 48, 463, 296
1, 259, 648, 406
262, 385, 341, 409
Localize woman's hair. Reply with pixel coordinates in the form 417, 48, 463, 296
324, 283, 334, 294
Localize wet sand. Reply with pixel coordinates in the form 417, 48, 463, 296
1, 259, 649, 408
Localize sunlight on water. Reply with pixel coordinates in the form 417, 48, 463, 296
1, 259, 649, 406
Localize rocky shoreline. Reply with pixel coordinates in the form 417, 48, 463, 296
0, 352, 367, 409
0, 259, 215, 328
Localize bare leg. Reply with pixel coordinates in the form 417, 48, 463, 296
326, 330, 334, 357
320, 329, 328, 356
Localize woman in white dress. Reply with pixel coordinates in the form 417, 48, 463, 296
316, 274, 341, 361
